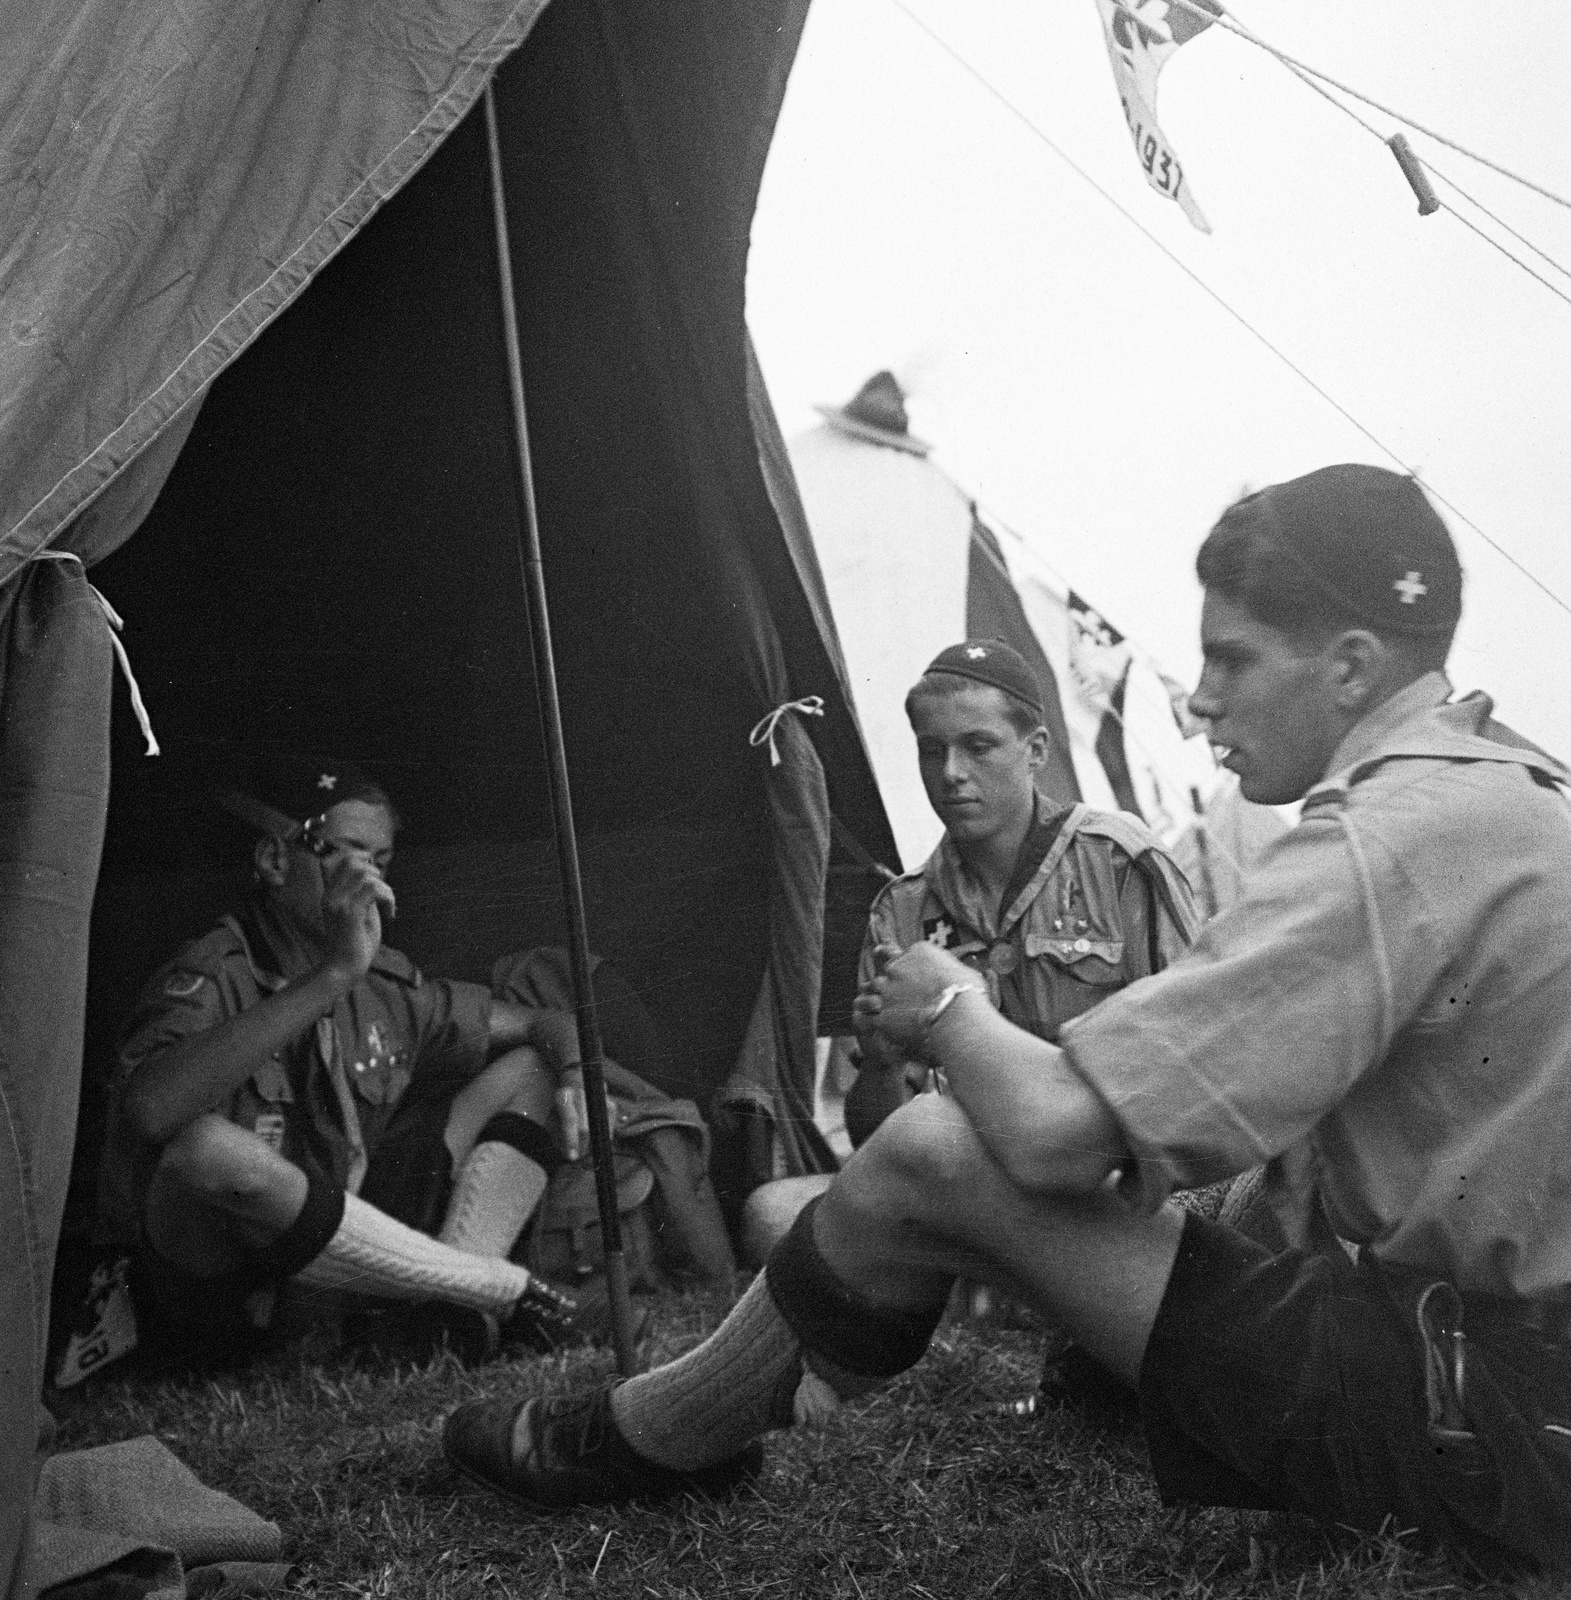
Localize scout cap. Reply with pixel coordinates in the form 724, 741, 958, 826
1225, 464, 1461, 638
215, 757, 391, 842
921, 640, 1044, 716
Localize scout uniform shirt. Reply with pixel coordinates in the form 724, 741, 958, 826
1063, 674, 1571, 1300
862, 795, 1200, 1042
99, 903, 492, 1250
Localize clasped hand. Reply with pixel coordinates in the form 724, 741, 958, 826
853, 940, 982, 1059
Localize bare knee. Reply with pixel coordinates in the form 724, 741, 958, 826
832, 1094, 990, 1232
499, 1048, 555, 1120
740, 1174, 834, 1269
147, 1115, 307, 1269
157, 1114, 297, 1207
446, 1048, 553, 1162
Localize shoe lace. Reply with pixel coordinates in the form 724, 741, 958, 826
537, 1391, 610, 1464
508, 1278, 577, 1346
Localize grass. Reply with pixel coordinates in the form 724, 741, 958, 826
47, 1289, 1557, 1600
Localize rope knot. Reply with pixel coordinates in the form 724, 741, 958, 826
748, 695, 824, 767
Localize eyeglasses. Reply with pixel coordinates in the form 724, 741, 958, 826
297, 814, 334, 859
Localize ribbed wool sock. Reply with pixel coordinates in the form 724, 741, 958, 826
295, 1192, 535, 1314
439, 1112, 557, 1259
606, 1271, 803, 1471
602, 1197, 944, 1473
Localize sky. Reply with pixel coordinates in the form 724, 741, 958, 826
747, 0, 1571, 758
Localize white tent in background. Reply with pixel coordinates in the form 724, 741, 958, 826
791, 370, 1234, 870
1167, 773, 1294, 920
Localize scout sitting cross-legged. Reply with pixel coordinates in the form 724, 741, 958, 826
97, 760, 602, 1365
443, 466, 1571, 1574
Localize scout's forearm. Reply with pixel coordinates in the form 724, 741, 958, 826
486, 999, 581, 1069
926, 991, 1125, 1196
122, 966, 353, 1146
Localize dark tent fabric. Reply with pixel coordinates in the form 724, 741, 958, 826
2, 0, 899, 1589
0, 566, 111, 1600
748, 343, 903, 1033
79, 0, 893, 1164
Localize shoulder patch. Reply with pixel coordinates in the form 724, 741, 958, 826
162, 970, 209, 999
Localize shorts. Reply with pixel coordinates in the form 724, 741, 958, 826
129, 1247, 274, 1369
133, 1074, 463, 1362
1138, 1215, 1571, 1570
356, 1069, 462, 1236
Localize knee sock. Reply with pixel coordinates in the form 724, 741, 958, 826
606, 1272, 801, 1470
243, 1164, 347, 1289
294, 1190, 536, 1314
439, 1112, 558, 1260
605, 1196, 943, 1472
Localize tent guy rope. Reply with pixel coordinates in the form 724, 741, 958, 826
879, 0, 1571, 625
1160, 0, 1571, 310
1425, 164, 1571, 286
1164, 0, 1571, 213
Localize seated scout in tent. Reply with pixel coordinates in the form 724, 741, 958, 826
443, 465, 1571, 1574
94, 760, 595, 1367
740, 638, 1198, 1268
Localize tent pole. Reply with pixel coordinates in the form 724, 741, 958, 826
482, 81, 639, 1378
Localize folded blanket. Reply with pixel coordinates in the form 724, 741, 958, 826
31, 1437, 290, 1600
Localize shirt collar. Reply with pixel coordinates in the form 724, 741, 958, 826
930, 792, 1073, 939
1320, 671, 1453, 783
1310, 670, 1570, 799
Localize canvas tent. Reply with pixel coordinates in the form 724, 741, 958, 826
0, 3, 897, 1590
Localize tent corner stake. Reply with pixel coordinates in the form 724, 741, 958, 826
483, 80, 639, 1378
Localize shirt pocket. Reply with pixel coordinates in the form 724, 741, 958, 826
349, 1054, 412, 1109
1024, 927, 1126, 987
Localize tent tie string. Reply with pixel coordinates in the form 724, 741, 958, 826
748, 695, 824, 767
30, 552, 161, 756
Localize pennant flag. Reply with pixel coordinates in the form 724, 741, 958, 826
1067, 591, 1131, 708
1094, 0, 1219, 233
997, 529, 1213, 841
1094, 663, 1141, 819
966, 515, 1082, 805
1068, 593, 1141, 816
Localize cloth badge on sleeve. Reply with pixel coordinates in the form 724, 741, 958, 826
253, 1110, 287, 1152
